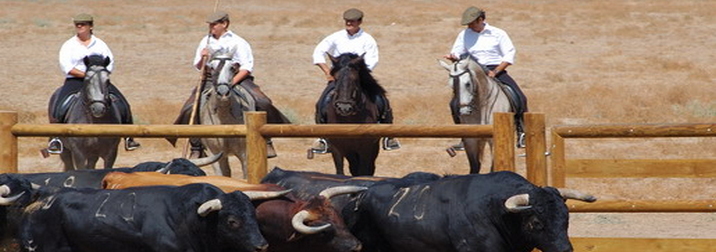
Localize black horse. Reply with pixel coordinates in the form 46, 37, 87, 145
47, 55, 122, 170
317, 53, 386, 176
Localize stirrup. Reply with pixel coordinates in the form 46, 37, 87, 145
47, 138, 63, 154
266, 140, 278, 159
517, 132, 526, 148
310, 138, 330, 154
451, 142, 465, 151
382, 138, 401, 151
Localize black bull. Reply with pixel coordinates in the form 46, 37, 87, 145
18, 183, 275, 252
260, 169, 596, 252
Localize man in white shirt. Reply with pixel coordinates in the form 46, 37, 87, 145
172, 11, 289, 158
445, 6, 527, 148
311, 8, 400, 153
48, 13, 140, 154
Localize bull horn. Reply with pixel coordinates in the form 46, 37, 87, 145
556, 188, 597, 202
504, 194, 531, 213
0, 185, 26, 206
197, 199, 223, 217
243, 189, 292, 201
291, 210, 331, 234
189, 152, 224, 167
319, 186, 368, 199
31, 183, 42, 190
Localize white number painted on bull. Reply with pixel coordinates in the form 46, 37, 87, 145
41, 195, 56, 210
119, 192, 137, 222
95, 193, 111, 218
388, 188, 411, 218
413, 186, 430, 220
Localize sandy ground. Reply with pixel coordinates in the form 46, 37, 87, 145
1, 0, 715, 241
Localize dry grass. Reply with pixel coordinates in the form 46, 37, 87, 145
1, 0, 715, 239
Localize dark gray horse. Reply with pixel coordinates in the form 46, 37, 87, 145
322, 53, 384, 176
440, 56, 511, 174
47, 56, 122, 170
200, 55, 256, 178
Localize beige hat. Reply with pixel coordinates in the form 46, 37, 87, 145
343, 8, 364, 20
73, 13, 94, 23
206, 11, 230, 23
460, 6, 484, 25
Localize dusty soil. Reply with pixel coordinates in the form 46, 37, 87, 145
1, 0, 714, 241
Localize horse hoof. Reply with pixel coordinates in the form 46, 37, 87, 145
307, 149, 314, 159
446, 147, 457, 158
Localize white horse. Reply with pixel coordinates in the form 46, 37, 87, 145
200, 55, 256, 177
440, 56, 512, 174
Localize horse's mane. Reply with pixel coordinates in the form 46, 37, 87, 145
331, 53, 386, 100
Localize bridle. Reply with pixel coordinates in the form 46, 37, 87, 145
211, 56, 240, 91
450, 62, 477, 112
83, 65, 111, 108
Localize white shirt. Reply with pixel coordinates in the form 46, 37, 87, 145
58, 35, 114, 78
193, 31, 254, 72
450, 23, 516, 66
312, 29, 379, 70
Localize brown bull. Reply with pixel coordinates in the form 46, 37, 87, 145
102, 172, 364, 252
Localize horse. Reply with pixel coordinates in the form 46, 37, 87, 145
199, 54, 256, 178
439, 55, 512, 174
48, 55, 122, 170
322, 53, 385, 176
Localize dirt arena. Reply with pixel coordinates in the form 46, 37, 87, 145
1, 0, 714, 241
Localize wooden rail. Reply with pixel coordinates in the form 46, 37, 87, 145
0, 111, 517, 183
571, 237, 716, 252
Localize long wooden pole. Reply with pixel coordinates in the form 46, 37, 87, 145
182, 2, 221, 158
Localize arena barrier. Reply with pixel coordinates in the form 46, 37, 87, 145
0, 111, 519, 183
542, 122, 716, 252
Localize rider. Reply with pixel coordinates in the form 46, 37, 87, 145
444, 7, 528, 148
48, 13, 140, 154
311, 8, 400, 153
172, 11, 289, 159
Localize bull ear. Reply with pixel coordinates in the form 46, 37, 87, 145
438, 59, 451, 71
197, 199, 223, 217
504, 193, 532, 213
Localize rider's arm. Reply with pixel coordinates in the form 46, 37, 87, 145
68, 68, 86, 78
232, 69, 251, 85
316, 63, 333, 81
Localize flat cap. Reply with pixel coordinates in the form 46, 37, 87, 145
343, 8, 364, 20
461, 6, 484, 25
206, 11, 229, 23
73, 13, 94, 23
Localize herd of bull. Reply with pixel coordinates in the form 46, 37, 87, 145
0, 153, 597, 252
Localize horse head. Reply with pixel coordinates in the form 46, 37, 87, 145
440, 55, 486, 116
82, 55, 112, 118
329, 53, 383, 117
208, 55, 240, 105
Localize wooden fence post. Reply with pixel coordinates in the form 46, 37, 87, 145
493, 112, 515, 172
550, 131, 566, 187
525, 113, 547, 186
246, 111, 267, 184
0, 111, 18, 173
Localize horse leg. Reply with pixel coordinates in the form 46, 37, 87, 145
331, 152, 345, 175
60, 149, 75, 172
237, 152, 248, 180
463, 138, 482, 174
103, 147, 118, 169
213, 157, 231, 177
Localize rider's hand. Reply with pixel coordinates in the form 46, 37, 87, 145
488, 71, 497, 78
325, 74, 335, 82
443, 54, 458, 62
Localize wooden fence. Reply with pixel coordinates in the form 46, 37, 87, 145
548, 122, 716, 251
0, 110, 522, 183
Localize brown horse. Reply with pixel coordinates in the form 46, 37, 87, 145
199, 55, 256, 178
321, 53, 385, 176
47, 55, 122, 170
440, 55, 512, 174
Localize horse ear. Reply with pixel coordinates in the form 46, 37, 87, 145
326, 53, 338, 65
438, 59, 451, 71
359, 52, 366, 60
103, 56, 111, 67
83, 56, 91, 67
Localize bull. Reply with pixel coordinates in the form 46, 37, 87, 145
101, 171, 365, 252
15, 183, 287, 252
346, 171, 597, 252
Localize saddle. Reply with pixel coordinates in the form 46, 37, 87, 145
493, 78, 525, 133
53, 92, 124, 123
